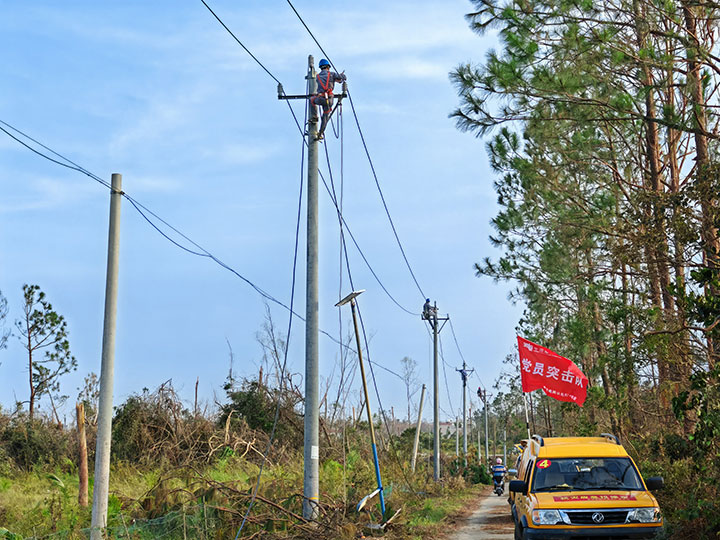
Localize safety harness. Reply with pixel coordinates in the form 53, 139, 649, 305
316, 71, 334, 100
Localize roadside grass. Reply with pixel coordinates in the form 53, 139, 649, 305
0, 444, 487, 538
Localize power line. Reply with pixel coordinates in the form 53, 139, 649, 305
284, 0, 428, 301
199, 0, 421, 317
438, 334, 456, 418
320, 141, 419, 316
0, 121, 112, 190
200, 0, 282, 85
234, 99, 306, 538
320, 120, 419, 497
0, 119, 408, 380
449, 318, 485, 391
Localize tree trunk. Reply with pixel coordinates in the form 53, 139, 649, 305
27, 331, 35, 422
682, 0, 719, 371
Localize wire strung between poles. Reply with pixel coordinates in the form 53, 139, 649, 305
233, 81, 309, 540
284, 0, 428, 302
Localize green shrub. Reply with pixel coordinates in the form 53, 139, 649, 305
0, 418, 72, 470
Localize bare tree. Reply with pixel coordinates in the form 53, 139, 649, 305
328, 325, 358, 427
77, 372, 100, 427
401, 356, 419, 422
0, 290, 10, 362
256, 303, 287, 389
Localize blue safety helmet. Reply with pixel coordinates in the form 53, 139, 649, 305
318, 59, 330, 69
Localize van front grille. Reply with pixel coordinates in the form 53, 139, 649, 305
566, 510, 629, 525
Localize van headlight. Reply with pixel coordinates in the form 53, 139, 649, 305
532, 509, 563, 525
626, 507, 662, 523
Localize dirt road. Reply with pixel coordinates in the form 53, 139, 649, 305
448, 491, 515, 540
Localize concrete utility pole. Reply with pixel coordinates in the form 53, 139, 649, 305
422, 301, 448, 481
91, 173, 122, 540
278, 56, 325, 520
477, 387, 490, 470
456, 362, 474, 467
303, 55, 320, 520
411, 383, 426, 472
485, 391, 491, 466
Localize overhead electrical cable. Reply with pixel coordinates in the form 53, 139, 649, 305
438, 334, 457, 417
199, 0, 420, 317
321, 126, 420, 499
233, 96, 307, 539
0, 121, 111, 190
0, 118, 408, 379
284, 0, 428, 301
200, 0, 281, 85
449, 318, 485, 391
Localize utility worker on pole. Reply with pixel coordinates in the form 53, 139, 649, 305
422, 298, 438, 324
310, 59, 346, 140
423, 298, 432, 320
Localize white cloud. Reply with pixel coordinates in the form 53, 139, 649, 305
0, 176, 100, 213
353, 101, 402, 116
201, 143, 279, 166
108, 83, 214, 154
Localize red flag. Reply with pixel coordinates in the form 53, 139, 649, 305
517, 336, 589, 407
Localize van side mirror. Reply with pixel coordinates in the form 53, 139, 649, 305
508, 468, 518, 477
509, 480, 527, 493
645, 476, 664, 490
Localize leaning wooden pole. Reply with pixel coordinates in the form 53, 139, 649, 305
76, 402, 88, 507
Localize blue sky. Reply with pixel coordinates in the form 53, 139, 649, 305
0, 1, 522, 424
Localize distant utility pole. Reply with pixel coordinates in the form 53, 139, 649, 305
477, 387, 490, 470
422, 300, 448, 481
279, 56, 320, 520
456, 361, 474, 467
91, 173, 122, 540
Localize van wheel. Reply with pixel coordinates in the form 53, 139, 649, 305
514, 520, 524, 540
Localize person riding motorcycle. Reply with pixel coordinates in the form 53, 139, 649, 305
492, 457, 507, 495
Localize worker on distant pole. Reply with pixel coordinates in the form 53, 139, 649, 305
309, 59, 346, 140
422, 298, 438, 325
423, 298, 432, 320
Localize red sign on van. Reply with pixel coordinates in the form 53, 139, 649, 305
517, 336, 588, 406
553, 494, 637, 502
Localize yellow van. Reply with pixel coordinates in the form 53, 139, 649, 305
509, 434, 663, 539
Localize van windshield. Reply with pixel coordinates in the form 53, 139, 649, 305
531, 457, 644, 492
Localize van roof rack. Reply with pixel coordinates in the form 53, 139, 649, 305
601, 433, 620, 445
531, 434, 544, 447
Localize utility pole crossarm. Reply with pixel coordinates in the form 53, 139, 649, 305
278, 93, 348, 100
278, 79, 347, 100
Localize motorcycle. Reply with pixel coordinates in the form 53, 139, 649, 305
493, 474, 505, 496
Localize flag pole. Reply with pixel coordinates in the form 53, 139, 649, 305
522, 393, 531, 439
